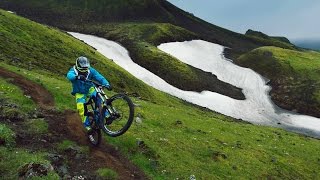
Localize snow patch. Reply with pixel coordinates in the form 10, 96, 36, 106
68, 32, 320, 138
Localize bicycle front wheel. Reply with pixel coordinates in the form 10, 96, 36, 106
100, 94, 134, 137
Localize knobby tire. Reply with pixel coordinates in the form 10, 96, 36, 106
100, 94, 134, 137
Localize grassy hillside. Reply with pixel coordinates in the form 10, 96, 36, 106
1, 9, 320, 180
0, 0, 175, 23
69, 22, 245, 99
0, 9, 165, 102
0, 1, 247, 99
245, 29, 295, 50
0, 75, 60, 179
238, 47, 320, 117
0, 0, 298, 57
0, 0, 301, 99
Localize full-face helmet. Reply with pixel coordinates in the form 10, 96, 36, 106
75, 56, 90, 72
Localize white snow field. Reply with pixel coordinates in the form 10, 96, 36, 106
69, 32, 320, 137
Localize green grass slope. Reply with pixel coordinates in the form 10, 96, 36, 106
0, 0, 175, 24
1, 10, 320, 179
70, 22, 245, 99
245, 29, 295, 50
0, 0, 246, 99
0, 0, 298, 57
0, 0, 300, 99
0, 76, 59, 179
238, 47, 320, 117
0, 9, 165, 102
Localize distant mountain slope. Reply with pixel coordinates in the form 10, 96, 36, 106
0, 9, 159, 101
0, 0, 249, 99
245, 29, 294, 48
0, 0, 176, 23
0, 0, 297, 58
238, 46, 320, 117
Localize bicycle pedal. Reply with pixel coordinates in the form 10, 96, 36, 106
88, 135, 95, 142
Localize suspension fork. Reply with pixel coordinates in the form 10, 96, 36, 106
95, 87, 113, 115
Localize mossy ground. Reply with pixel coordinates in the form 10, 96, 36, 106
0, 10, 320, 179
96, 168, 118, 180
238, 46, 320, 117
0, 147, 59, 179
0, 73, 59, 179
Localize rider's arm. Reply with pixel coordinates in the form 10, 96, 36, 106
91, 68, 110, 87
66, 67, 77, 81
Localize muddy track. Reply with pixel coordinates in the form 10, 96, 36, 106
0, 67, 147, 179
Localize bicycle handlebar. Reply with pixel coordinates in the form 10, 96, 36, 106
81, 78, 112, 90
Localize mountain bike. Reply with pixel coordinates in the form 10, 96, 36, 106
84, 80, 134, 146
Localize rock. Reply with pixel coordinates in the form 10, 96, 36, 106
72, 175, 85, 180
160, 138, 168, 142
58, 165, 68, 176
47, 153, 64, 166
135, 116, 142, 124
63, 174, 72, 179
236, 141, 242, 148
136, 140, 145, 147
65, 146, 82, 157
18, 162, 54, 178
212, 151, 227, 161
75, 153, 86, 160
11, 57, 21, 63
190, 174, 196, 180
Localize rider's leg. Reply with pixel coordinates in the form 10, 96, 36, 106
75, 93, 90, 130
89, 87, 110, 117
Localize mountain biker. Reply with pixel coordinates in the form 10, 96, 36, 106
66, 56, 111, 133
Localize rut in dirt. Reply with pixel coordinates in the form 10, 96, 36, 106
0, 67, 147, 179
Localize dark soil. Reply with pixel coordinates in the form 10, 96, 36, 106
0, 67, 147, 179
0, 67, 54, 109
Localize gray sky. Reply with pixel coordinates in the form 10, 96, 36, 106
167, 0, 320, 40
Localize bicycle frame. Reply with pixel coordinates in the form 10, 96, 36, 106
83, 79, 134, 141
84, 80, 117, 126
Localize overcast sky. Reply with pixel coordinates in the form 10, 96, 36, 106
167, 0, 320, 40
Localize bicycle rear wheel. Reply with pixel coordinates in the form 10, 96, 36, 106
100, 94, 134, 137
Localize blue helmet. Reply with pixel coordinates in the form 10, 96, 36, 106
76, 56, 90, 72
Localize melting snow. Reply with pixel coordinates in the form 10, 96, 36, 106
69, 32, 320, 138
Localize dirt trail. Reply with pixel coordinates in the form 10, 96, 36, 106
0, 67, 147, 179
0, 67, 54, 109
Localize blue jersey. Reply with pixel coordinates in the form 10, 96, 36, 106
66, 66, 110, 95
